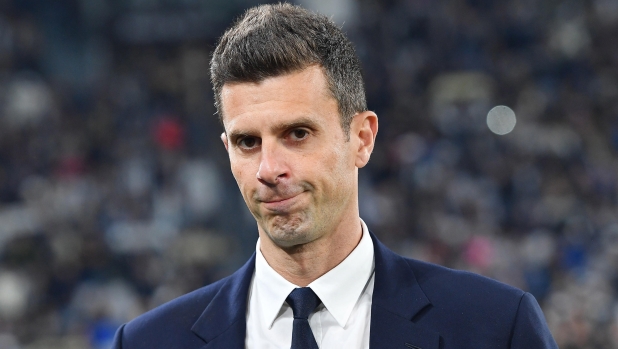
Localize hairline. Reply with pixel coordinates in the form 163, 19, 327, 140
217, 64, 355, 139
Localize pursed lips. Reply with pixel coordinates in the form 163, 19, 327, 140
262, 195, 295, 203
258, 192, 304, 211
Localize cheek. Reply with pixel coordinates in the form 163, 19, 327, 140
230, 162, 243, 182
316, 148, 352, 190
233, 168, 251, 194
229, 152, 251, 178
230, 159, 252, 193
329, 143, 355, 173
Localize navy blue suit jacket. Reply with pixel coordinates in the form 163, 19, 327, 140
113, 232, 557, 348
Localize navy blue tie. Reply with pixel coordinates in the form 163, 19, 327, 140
286, 287, 321, 349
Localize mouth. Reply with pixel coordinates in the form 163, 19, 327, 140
260, 193, 303, 212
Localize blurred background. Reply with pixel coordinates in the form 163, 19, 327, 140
0, 0, 616, 348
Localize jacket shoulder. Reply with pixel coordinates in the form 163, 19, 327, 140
117, 276, 230, 349
404, 257, 557, 348
403, 258, 540, 345
406, 257, 525, 311
408, 257, 524, 296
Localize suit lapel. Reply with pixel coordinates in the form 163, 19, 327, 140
369, 232, 440, 349
191, 254, 256, 349
188, 233, 440, 349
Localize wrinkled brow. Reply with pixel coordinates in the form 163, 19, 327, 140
227, 117, 320, 139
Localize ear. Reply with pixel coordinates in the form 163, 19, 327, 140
221, 132, 229, 152
351, 111, 378, 168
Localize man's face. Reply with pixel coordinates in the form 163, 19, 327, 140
220, 66, 375, 248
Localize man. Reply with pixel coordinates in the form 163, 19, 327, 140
113, 4, 558, 349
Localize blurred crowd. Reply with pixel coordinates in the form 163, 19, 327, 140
0, 0, 617, 348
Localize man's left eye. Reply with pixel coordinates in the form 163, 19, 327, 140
290, 129, 309, 140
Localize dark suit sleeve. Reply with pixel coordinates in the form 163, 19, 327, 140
509, 292, 558, 348
112, 323, 126, 349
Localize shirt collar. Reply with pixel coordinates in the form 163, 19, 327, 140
253, 219, 375, 329
254, 238, 297, 330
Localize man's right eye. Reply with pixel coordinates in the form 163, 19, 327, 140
238, 137, 260, 149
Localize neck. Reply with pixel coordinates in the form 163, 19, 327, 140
258, 213, 363, 287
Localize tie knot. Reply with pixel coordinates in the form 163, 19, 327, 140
286, 287, 321, 320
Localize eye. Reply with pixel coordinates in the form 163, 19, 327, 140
238, 136, 260, 149
290, 129, 309, 141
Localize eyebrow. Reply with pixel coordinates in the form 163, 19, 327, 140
227, 117, 320, 140
275, 117, 319, 132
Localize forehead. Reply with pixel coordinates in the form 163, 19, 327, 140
219, 66, 338, 130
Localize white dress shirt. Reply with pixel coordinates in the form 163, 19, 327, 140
245, 219, 375, 349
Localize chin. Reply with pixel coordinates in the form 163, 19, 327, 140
265, 215, 316, 248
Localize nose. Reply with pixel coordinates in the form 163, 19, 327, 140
256, 141, 288, 185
